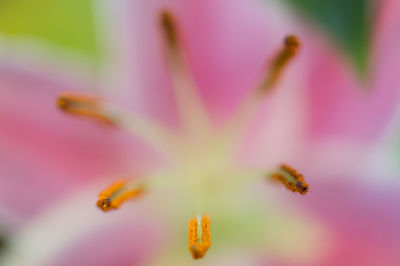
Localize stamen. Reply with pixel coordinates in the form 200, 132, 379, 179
57, 92, 115, 125
220, 35, 301, 147
270, 164, 309, 195
188, 215, 211, 260
159, 10, 212, 139
57, 92, 179, 156
259, 35, 300, 92
97, 179, 144, 211
160, 11, 179, 56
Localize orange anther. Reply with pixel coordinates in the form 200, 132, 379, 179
57, 92, 115, 124
270, 164, 309, 195
160, 10, 179, 54
188, 216, 211, 259
260, 35, 301, 92
97, 179, 144, 211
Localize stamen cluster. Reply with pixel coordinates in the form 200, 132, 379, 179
56, 9, 307, 260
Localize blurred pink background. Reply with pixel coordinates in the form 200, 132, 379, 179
0, 0, 399, 265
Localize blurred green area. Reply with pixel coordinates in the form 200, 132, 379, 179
0, 232, 7, 258
0, 0, 97, 57
283, 0, 372, 76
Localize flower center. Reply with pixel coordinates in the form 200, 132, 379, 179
56, 9, 307, 261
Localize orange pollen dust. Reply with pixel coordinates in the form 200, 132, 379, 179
96, 179, 144, 212
57, 92, 114, 125
188, 216, 211, 260
260, 34, 301, 92
271, 164, 309, 195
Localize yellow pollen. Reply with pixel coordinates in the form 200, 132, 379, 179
188, 215, 211, 259
270, 164, 309, 195
57, 92, 114, 125
260, 34, 301, 92
97, 179, 144, 211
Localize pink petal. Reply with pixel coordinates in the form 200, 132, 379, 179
0, 61, 161, 221
95, 0, 301, 126
305, 0, 400, 141
302, 178, 400, 265
0, 184, 165, 266
175, 0, 293, 125
48, 219, 160, 266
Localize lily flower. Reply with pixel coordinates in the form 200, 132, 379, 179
0, 0, 399, 265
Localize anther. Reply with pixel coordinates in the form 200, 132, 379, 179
97, 179, 144, 212
160, 10, 179, 56
188, 215, 211, 260
57, 92, 115, 124
260, 35, 301, 92
158, 9, 213, 137
270, 164, 309, 195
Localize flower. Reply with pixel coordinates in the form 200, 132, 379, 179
0, 0, 400, 265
